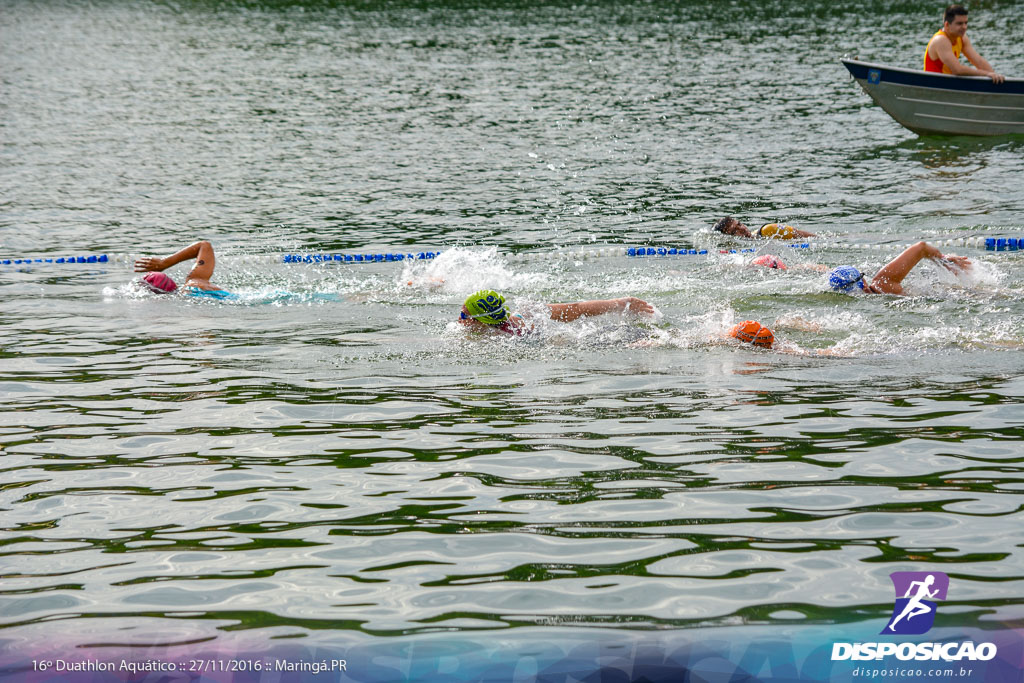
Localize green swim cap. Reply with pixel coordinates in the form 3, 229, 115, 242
463, 290, 509, 325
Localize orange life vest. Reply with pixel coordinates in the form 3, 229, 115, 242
924, 30, 962, 74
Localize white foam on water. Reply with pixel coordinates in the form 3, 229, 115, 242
774, 309, 871, 334
633, 309, 741, 350
399, 247, 552, 300
103, 282, 151, 299
941, 257, 1003, 288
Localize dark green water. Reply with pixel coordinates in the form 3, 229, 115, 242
1, 0, 1023, 655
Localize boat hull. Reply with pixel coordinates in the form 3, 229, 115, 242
841, 58, 1024, 136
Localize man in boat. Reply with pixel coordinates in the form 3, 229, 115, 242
924, 5, 1004, 83
458, 289, 654, 335
828, 242, 971, 295
712, 216, 815, 240
134, 240, 237, 300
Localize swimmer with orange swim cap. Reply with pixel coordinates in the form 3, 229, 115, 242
730, 320, 775, 349
459, 290, 655, 335
924, 5, 1004, 83
713, 217, 815, 240
134, 241, 236, 299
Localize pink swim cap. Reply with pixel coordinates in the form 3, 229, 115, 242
141, 272, 178, 293
751, 254, 787, 270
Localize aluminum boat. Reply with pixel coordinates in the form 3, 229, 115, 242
841, 57, 1024, 136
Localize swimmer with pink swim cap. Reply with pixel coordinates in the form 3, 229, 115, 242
749, 253, 834, 274
751, 254, 787, 270
134, 241, 233, 298
140, 271, 178, 293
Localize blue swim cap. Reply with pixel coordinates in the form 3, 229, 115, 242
829, 266, 865, 292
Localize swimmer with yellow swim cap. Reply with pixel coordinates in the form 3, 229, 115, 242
459, 289, 655, 335
712, 216, 815, 240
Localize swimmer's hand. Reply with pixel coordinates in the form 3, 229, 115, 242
936, 254, 971, 272
406, 276, 446, 289
618, 297, 655, 315
134, 256, 168, 272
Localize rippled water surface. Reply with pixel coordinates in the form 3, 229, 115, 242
2, 0, 1023, 656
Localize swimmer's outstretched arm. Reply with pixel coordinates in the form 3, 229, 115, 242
791, 227, 816, 238
547, 297, 654, 322
870, 241, 970, 295
134, 241, 216, 282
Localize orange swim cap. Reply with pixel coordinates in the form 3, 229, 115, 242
730, 320, 774, 348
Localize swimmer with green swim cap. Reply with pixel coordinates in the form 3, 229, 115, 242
459, 289, 656, 335
462, 289, 511, 325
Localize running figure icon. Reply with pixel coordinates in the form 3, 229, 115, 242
883, 571, 949, 635
887, 574, 939, 632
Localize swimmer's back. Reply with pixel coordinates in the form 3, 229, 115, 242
184, 286, 238, 301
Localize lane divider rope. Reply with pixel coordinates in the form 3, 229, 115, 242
2, 237, 1020, 267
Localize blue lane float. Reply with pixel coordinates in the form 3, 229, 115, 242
1, 254, 109, 265
626, 245, 812, 257
628, 247, 711, 256
986, 238, 1020, 251
3, 237, 1021, 267
281, 251, 441, 263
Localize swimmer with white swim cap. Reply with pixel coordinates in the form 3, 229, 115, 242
828, 241, 971, 296
134, 241, 235, 299
713, 216, 816, 240
459, 289, 655, 335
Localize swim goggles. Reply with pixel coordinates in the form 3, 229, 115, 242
460, 306, 509, 323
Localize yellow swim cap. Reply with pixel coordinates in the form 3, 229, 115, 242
758, 223, 795, 239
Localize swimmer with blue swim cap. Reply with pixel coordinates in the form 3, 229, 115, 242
134, 240, 234, 299
828, 241, 971, 295
459, 289, 655, 335
829, 265, 866, 292
713, 216, 816, 240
